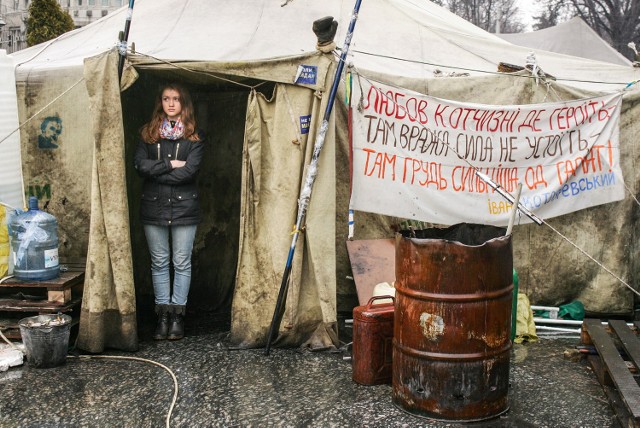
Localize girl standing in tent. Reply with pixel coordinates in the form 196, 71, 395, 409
134, 83, 205, 340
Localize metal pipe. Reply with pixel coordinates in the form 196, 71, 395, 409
117, 0, 135, 80
475, 171, 543, 225
265, 0, 364, 356
535, 317, 635, 327
534, 317, 583, 326
530, 305, 560, 311
535, 325, 581, 333
506, 183, 522, 236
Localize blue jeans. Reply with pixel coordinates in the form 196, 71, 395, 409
143, 224, 197, 306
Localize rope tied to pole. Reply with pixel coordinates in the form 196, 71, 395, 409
264, 0, 365, 356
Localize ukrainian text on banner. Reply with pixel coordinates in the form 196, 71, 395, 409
349, 80, 624, 226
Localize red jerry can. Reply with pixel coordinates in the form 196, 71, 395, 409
352, 295, 395, 385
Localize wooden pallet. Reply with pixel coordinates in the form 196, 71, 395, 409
0, 314, 80, 340
582, 318, 640, 428
0, 258, 85, 340
0, 270, 84, 307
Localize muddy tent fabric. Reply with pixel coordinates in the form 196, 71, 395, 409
72, 47, 338, 351
8, 0, 640, 352
233, 85, 336, 348
76, 51, 138, 352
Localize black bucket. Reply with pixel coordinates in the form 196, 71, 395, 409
19, 314, 71, 368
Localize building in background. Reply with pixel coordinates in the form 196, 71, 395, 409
0, 0, 123, 54
0, 0, 28, 53
60, 0, 123, 28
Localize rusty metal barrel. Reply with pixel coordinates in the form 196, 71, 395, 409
392, 223, 513, 422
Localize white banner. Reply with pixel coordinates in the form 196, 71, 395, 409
349, 79, 624, 226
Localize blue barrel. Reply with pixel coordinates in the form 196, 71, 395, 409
10, 196, 59, 281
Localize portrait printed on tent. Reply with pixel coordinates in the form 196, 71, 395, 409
37, 116, 63, 149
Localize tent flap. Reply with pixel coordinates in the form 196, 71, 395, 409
76, 49, 138, 352
231, 82, 337, 349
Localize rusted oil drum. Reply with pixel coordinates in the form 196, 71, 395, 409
392, 223, 513, 422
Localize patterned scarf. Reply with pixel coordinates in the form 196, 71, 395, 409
159, 117, 185, 140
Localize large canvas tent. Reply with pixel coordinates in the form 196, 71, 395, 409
8, 0, 640, 353
498, 17, 632, 66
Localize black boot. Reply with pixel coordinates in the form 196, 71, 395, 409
153, 304, 171, 340
167, 305, 185, 340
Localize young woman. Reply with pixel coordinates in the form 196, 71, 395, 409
134, 83, 205, 340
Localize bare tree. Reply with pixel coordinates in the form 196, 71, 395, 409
438, 0, 526, 33
533, 0, 575, 30
568, 0, 640, 59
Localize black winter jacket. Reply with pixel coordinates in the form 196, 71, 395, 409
134, 131, 205, 226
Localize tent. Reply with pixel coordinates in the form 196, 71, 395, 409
8, 0, 640, 353
498, 17, 632, 66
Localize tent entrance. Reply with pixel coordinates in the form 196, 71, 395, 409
122, 70, 264, 327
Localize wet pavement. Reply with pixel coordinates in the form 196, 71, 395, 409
0, 313, 619, 428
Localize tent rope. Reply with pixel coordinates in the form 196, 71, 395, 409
540, 219, 640, 297
623, 179, 640, 207
0, 77, 85, 149
281, 85, 303, 145
14, 29, 83, 68
0, 76, 85, 210
129, 50, 266, 90
347, 49, 636, 90
349, 67, 639, 297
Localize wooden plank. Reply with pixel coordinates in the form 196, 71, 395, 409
0, 316, 80, 340
59, 258, 87, 273
47, 289, 72, 304
584, 318, 640, 420
59, 257, 86, 264
0, 296, 82, 312
587, 350, 614, 386
588, 355, 639, 428
610, 320, 640, 371
0, 271, 84, 290
346, 239, 395, 306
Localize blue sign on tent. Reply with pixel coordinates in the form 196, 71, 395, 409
294, 65, 317, 85
300, 115, 311, 134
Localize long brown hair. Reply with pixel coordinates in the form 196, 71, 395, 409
140, 83, 200, 144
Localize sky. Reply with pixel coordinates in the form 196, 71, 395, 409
515, 0, 541, 32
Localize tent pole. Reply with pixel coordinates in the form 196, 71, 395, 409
475, 171, 543, 225
117, 0, 135, 80
265, 0, 364, 356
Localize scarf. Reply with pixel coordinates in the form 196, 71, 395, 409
159, 117, 185, 140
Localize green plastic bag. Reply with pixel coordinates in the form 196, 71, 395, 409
558, 300, 585, 321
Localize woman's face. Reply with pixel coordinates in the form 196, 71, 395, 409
161, 89, 182, 121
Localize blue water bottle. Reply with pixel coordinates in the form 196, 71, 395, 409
10, 196, 59, 281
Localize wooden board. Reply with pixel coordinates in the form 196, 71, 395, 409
0, 315, 80, 340
588, 355, 637, 428
346, 239, 395, 306
0, 270, 84, 290
0, 296, 82, 312
0, 258, 85, 340
582, 318, 640, 427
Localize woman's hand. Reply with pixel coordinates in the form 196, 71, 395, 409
170, 160, 186, 168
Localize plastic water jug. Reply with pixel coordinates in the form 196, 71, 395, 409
10, 196, 59, 281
